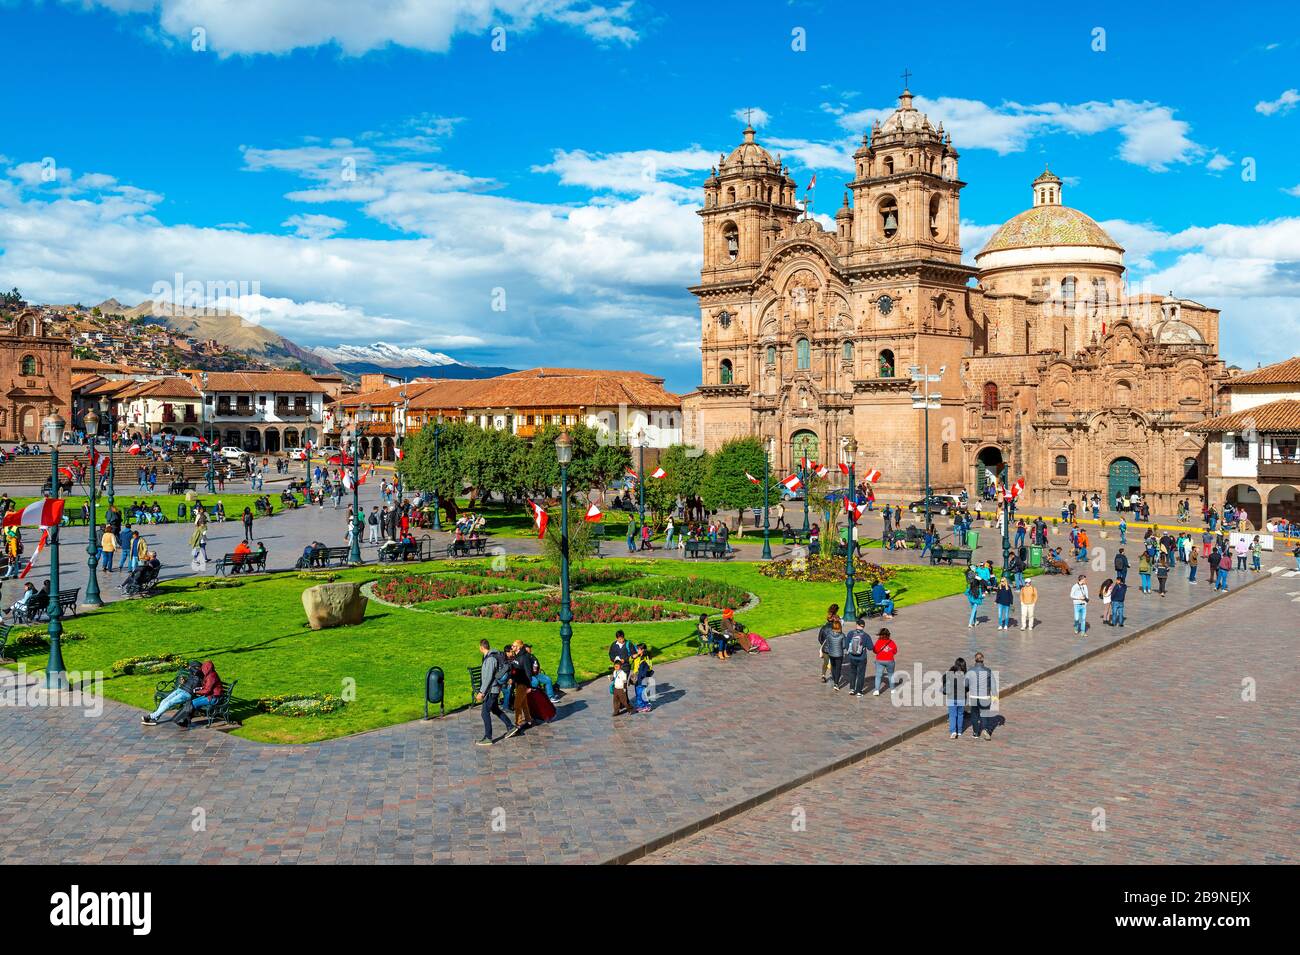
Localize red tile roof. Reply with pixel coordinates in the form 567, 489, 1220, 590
1227, 357, 1300, 387
1189, 399, 1300, 434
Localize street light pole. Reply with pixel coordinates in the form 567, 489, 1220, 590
105, 406, 116, 508
910, 364, 945, 537
43, 412, 69, 691
396, 389, 408, 502
82, 408, 102, 608
761, 437, 773, 560
801, 458, 810, 535
349, 403, 368, 565
636, 428, 646, 530
1001, 462, 1012, 577
432, 414, 443, 532
201, 372, 215, 494
555, 432, 576, 689
844, 437, 858, 620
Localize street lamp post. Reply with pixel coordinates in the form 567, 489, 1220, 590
103, 404, 116, 508
635, 428, 646, 530
909, 364, 945, 537
201, 372, 215, 494
801, 458, 811, 535
43, 412, 69, 691
1001, 463, 1012, 577
82, 408, 103, 608
432, 414, 444, 532
554, 432, 576, 689
396, 388, 408, 502
843, 437, 858, 620
349, 403, 369, 565
761, 436, 773, 560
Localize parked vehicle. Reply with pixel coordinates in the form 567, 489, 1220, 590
286, 447, 308, 461
220, 446, 249, 462
907, 494, 962, 516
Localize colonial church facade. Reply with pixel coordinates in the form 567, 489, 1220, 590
681, 89, 1227, 512
1, 310, 73, 443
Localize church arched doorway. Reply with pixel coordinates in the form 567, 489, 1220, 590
975, 446, 1003, 498
19, 405, 38, 443
1108, 457, 1141, 507
790, 430, 819, 472
1226, 483, 1261, 528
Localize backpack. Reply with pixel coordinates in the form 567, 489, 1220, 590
847, 629, 865, 656
488, 650, 510, 688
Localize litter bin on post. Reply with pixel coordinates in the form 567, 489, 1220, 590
424, 666, 445, 720
1029, 545, 1043, 569
966, 529, 980, 550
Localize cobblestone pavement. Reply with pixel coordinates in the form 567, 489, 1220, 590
641, 574, 1300, 864
2, 519, 1290, 863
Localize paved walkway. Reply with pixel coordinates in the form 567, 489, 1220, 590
1, 529, 1290, 863
642, 573, 1300, 864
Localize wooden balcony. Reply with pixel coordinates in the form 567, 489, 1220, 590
1258, 459, 1300, 483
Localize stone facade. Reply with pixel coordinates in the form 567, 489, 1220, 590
689, 89, 1228, 511
0, 311, 73, 442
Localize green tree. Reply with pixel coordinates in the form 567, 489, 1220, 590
701, 437, 779, 526
398, 419, 476, 518
541, 512, 595, 572
643, 444, 710, 527
462, 426, 524, 503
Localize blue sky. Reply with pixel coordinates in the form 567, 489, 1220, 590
1, 0, 1298, 392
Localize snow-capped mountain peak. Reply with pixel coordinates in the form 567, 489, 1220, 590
312, 342, 465, 368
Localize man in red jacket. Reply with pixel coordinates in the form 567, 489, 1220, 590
871, 628, 898, 696
177, 661, 223, 728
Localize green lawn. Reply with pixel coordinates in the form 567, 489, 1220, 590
12, 556, 967, 745
12, 493, 286, 522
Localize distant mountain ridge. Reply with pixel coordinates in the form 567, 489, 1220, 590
312, 342, 515, 380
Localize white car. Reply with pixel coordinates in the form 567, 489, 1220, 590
314, 446, 343, 460
220, 446, 248, 462
286, 447, 308, 461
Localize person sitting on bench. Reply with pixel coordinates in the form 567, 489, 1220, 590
870, 580, 896, 618
142, 660, 223, 727
231, 539, 252, 573
7, 581, 42, 621
125, 552, 161, 593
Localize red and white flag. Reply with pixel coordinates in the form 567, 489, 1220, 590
862, 468, 882, 484
18, 528, 50, 580
2, 498, 66, 528
59, 466, 75, 481
625, 468, 639, 484
837, 462, 850, 475
529, 501, 549, 539
127, 441, 142, 455
396, 447, 404, 461
651, 467, 666, 480
88, 449, 109, 476
1005, 477, 1025, 501
812, 462, 829, 479
807, 174, 817, 191
846, 500, 863, 521
781, 474, 803, 493
584, 503, 602, 523
745, 471, 761, 485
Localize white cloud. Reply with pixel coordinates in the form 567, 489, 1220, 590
733, 107, 770, 128
85, 0, 638, 56
1254, 89, 1300, 116
282, 213, 346, 239
764, 137, 855, 172
1284, 185, 1300, 198
835, 95, 1201, 170
1206, 153, 1233, 172
532, 147, 714, 200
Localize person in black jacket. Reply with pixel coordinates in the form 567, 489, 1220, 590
1114, 548, 1130, 583
609, 630, 634, 669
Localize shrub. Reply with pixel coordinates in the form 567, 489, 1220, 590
258, 693, 346, 716
372, 574, 510, 605
297, 572, 339, 582
112, 653, 184, 675
608, 575, 752, 610
2, 628, 86, 656
147, 600, 201, 615
759, 555, 896, 585
194, 578, 243, 591
456, 595, 687, 623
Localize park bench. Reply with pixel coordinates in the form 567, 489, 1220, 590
0, 623, 15, 661
167, 479, 192, 494
684, 539, 730, 559
214, 551, 268, 576
446, 538, 488, 558
320, 546, 352, 566
930, 546, 974, 566
781, 528, 810, 545
153, 667, 239, 728
380, 536, 435, 563
58, 588, 80, 617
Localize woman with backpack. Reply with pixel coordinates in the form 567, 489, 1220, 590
632, 644, 653, 713
1137, 552, 1153, 594
944, 658, 967, 739
1155, 553, 1170, 596
994, 578, 1014, 631
966, 572, 985, 628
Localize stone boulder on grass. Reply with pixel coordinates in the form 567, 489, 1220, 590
302, 582, 368, 631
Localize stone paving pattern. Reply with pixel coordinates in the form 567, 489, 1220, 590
2, 500, 1292, 863
642, 577, 1300, 864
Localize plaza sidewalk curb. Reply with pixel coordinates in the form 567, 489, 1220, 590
604, 570, 1275, 865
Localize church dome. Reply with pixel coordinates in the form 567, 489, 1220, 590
722, 126, 777, 170
978, 204, 1122, 255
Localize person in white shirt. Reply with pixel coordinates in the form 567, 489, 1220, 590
1070, 575, 1089, 635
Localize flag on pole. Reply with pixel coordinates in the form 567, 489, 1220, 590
837, 462, 850, 475
651, 466, 666, 480
2, 498, 66, 528
127, 441, 142, 455
807, 173, 817, 190
846, 500, 863, 521
59, 466, 75, 481
862, 468, 882, 483
1005, 477, 1025, 501
625, 468, 639, 484
812, 462, 829, 479
584, 503, 602, 523
529, 501, 549, 538
18, 528, 50, 580
781, 474, 803, 493
88, 449, 109, 476
745, 471, 761, 485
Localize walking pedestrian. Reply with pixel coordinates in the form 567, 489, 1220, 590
844, 617, 869, 697
1070, 574, 1089, 635
944, 657, 967, 739
966, 652, 998, 740
1110, 577, 1127, 627
817, 604, 840, 682
474, 640, 518, 746
610, 660, 632, 716
241, 506, 254, 542
1018, 579, 1038, 631
822, 618, 845, 690
966, 574, 984, 628
995, 577, 1013, 631
1155, 554, 1170, 597
871, 627, 897, 695
1138, 552, 1152, 594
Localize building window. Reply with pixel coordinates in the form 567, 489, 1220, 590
1055, 455, 1069, 477
1183, 457, 1199, 481
20, 355, 36, 376
929, 194, 941, 238
941, 442, 950, 463
719, 359, 734, 384
796, 338, 810, 370
982, 382, 999, 411
1233, 436, 1250, 459
723, 223, 739, 261
878, 349, 895, 378
879, 197, 899, 239
1061, 276, 1076, 303
766, 345, 776, 365
842, 341, 854, 363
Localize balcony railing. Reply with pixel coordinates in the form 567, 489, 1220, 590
1258, 459, 1300, 483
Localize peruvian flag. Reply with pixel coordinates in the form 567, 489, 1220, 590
812, 462, 829, 479
799, 457, 811, 470
651, 467, 666, 480
584, 503, 602, 523
18, 529, 50, 580
745, 471, 761, 485
781, 474, 803, 493
625, 468, 639, 484
59, 466, 75, 481
846, 500, 863, 521
2, 498, 66, 528
127, 440, 142, 455
89, 449, 109, 476
529, 501, 549, 539
807, 173, 817, 191
1005, 477, 1025, 501
396, 447, 404, 461
862, 468, 882, 484
837, 462, 850, 475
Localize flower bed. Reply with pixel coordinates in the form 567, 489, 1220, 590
112, 653, 184, 675
461, 565, 642, 588
456, 595, 688, 623
759, 555, 897, 585
372, 574, 512, 605
147, 600, 202, 615
605, 575, 752, 610
258, 693, 347, 716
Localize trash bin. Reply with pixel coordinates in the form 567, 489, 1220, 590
1029, 545, 1043, 568
966, 530, 980, 550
